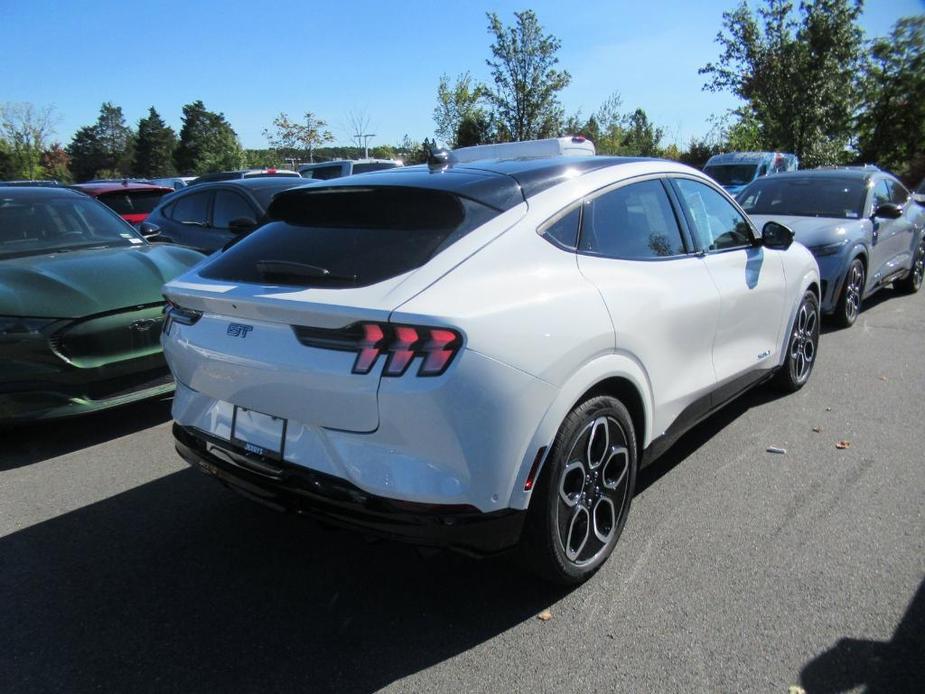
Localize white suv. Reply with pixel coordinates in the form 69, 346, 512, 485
162, 138, 820, 583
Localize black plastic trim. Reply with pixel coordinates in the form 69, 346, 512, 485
174, 424, 526, 556
642, 367, 775, 466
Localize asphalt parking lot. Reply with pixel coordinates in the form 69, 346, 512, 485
2, 287, 923, 693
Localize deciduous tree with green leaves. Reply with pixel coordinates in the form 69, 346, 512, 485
618, 108, 664, 156
40, 144, 71, 182
700, 0, 864, 167
434, 72, 491, 147
857, 16, 925, 182
484, 10, 571, 141
134, 107, 177, 178
0, 102, 58, 179
263, 111, 334, 164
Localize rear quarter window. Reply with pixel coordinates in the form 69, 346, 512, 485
199, 187, 499, 288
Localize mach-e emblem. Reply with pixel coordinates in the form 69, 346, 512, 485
227, 323, 253, 338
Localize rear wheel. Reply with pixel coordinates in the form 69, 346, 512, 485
520, 396, 637, 585
895, 240, 924, 294
772, 290, 820, 393
834, 258, 865, 328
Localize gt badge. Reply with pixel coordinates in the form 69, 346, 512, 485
227, 323, 253, 338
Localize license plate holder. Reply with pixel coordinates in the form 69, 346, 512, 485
231, 406, 286, 460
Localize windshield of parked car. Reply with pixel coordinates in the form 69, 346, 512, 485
736, 177, 869, 219
199, 186, 499, 288
703, 164, 758, 187
0, 193, 142, 259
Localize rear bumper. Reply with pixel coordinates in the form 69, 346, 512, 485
174, 424, 526, 556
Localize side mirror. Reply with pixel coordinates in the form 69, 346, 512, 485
762, 221, 795, 250
873, 202, 903, 219
138, 221, 161, 239
228, 217, 258, 234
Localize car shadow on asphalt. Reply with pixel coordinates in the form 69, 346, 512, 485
0, 397, 173, 472
0, 467, 570, 693
635, 385, 787, 495
819, 286, 899, 335
799, 577, 924, 693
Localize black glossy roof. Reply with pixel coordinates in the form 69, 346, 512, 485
282, 156, 653, 211
461, 156, 650, 199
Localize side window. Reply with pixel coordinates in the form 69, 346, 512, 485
872, 180, 891, 209
542, 205, 581, 249
674, 178, 754, 251
170, 192, 210, 224
888, 180, 909, 205
579, 179, 685, 259
212, 191, 256, 229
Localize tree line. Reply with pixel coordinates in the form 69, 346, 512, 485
1, 2, 922, 184
435, 4, 924, 182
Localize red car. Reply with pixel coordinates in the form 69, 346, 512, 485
70, 181, 174, 226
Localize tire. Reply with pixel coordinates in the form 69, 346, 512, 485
894, 240, 924, 294
772, 290, 820, 393
834, 258, 865, 328
519, 395, 638, 585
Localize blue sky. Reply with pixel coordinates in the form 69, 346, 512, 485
1, 0, 922, 150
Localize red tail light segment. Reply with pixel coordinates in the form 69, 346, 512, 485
293, 322, 463, 377
355, 323, 385, 373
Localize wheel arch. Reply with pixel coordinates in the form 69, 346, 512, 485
507, 353, 653, 511
777, 267, 821, 369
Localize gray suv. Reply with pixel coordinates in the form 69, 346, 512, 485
738, 168, 925, 327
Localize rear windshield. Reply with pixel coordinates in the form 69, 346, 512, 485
302, 165, 343, 180
352, 162, 398, 174
703, 164, 758, 187
199, 186, 499, 288
737, 177, 868, 219
98, 190, 167, 215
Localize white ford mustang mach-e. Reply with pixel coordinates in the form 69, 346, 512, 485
162, 138, 820, 584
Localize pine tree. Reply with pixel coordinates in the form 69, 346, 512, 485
134, 107, 177, 177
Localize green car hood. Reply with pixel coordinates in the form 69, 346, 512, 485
0, 244, 205, 318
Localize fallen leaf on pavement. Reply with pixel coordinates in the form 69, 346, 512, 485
537, 609, 552, 622
836, 440, 851, 449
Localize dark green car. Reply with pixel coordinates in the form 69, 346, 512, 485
0, 187, 204, 421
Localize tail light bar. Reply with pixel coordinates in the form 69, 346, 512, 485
162, 299, 203, 334
293, 322, 463, 377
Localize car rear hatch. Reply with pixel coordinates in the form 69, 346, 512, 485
98, 189, 170, 226
162, 178, 525, 433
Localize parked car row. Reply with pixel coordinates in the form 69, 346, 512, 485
2, 137, 923, 585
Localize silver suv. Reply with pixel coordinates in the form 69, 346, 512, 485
298, 159, 402, 180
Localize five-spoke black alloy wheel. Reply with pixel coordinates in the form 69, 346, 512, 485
521, 396, 637, 584
773, 290, 820, 393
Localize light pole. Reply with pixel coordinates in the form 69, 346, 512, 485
355, 133, 375, 159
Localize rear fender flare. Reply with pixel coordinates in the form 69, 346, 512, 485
506, 352, 653, 510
